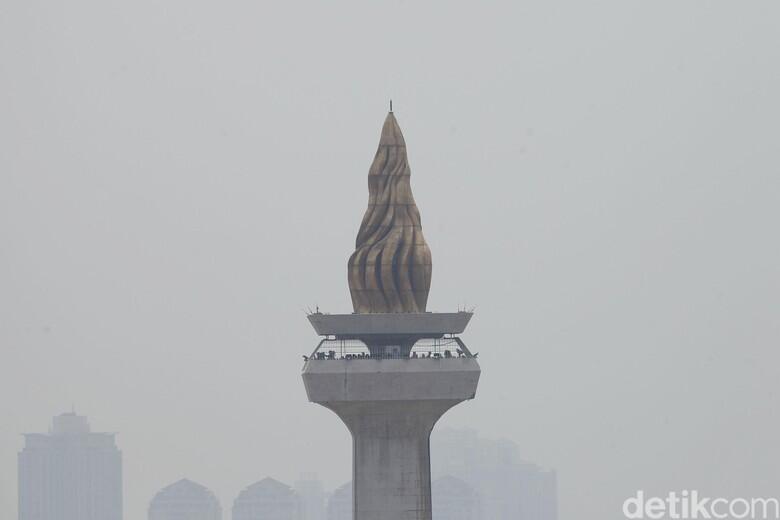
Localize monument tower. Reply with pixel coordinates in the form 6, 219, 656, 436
302, 110, 481, 520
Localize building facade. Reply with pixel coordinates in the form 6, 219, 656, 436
325, 483, 351, 520
18, 412, 122, 520
294, 475, 325, 520
431, 476, 480, 520
232, 477, 301, 520
148, 479, 221, 520
431, 428, 558, 520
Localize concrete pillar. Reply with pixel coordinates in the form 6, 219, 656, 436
302, 358, 480, 520
328, 400, 459, 520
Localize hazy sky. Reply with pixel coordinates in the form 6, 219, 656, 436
2, 1, 779, 519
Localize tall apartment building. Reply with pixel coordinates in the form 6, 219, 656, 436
325, 483, 351, 520
18, 412, 122, 520
431, 428, 558, 520
432, 476, 480, 520
294, 474, 325, 520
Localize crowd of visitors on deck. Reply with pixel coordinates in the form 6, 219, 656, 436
302, 348, 475, 361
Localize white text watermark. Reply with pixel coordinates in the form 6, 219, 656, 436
624, 491, 780, 519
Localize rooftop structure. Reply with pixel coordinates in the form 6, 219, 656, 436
148, 479, 222, 520
232, 478, 301, 520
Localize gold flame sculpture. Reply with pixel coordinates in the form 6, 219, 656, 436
347, 112, 432, 314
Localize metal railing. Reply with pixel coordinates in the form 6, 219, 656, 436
304, 337, 475, 361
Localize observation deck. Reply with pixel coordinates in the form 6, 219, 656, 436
305, 311, 475, 359
302, 311, 480, 404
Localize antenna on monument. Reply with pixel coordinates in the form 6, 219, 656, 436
389, 99, 393, 113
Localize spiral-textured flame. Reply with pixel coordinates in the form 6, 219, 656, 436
348, 112, 432, 314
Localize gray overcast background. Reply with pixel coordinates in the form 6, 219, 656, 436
2, 1, 779, 519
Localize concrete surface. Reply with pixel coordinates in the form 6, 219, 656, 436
307, 312, 473, 338
302, 358, 480, 520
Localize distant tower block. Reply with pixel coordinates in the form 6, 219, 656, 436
302, 111, 481, 520
18, 412, 122, 520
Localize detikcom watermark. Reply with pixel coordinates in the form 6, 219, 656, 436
623, 491, 780, 519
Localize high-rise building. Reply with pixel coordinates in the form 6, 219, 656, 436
148, 479, 221, 520
302, 111, 481, 520
232, 477, 300, 520
294, 474, 325, 520
431, 476, 480, 520
431, 428, 558, 520
18, 412, 122, 520
325, 483, 351, 520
